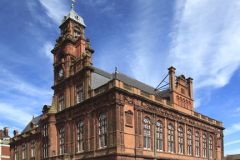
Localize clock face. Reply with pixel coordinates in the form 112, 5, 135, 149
59, 69, 64, 78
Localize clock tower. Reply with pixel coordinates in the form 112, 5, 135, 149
51, 4, 94, 112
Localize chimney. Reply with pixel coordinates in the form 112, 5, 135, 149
168, 66, 176, 91
4, 127, 8, 137
13, 130, 18, 137
187, 77, 193, 99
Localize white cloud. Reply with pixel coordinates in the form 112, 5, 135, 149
235, 107, 240, 112
0, 67, 52, 97
38, 0, 68, 25
41, 41, 54, 61
169, 0, 240, 90
225, 140, 240, 146
224, 122, 240, 136
0, 103, 32, 126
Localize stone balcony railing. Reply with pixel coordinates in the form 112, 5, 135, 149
90, 79, 223, 127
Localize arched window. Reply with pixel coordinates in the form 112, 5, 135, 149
187, 130, 192, 155
143, 117, 151, 149
202, 134, 207, 157
195, 132, 200, 156
156, 121, 163, 151
78, 121, 84, 152
168, 124, 174, 153
209, 136, 213, 158
60, 127, 65, 155
178, 127, 183, 154
99, 113, 107, 148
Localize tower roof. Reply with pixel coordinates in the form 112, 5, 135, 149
60, 4, 86, 27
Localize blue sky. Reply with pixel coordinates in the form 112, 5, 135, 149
0, 0, 240, 156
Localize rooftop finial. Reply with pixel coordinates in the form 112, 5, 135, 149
71, 0, 75, 10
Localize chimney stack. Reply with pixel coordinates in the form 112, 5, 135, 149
13, 130, 18, 137
4, 127, 8, 137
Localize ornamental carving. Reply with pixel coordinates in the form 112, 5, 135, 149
133, 98, 215, 132
124, 96, 133, 105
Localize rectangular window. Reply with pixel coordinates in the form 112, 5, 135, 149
15, 146, 17, 160
43, 143, 48, 158
99, 135, 102, 148
160, 140, 163, 151
77, 85, 83, 103
148, 137, 151, 149
22, 143, 25, 159
59, 94, 64, 111
31, 140, 35, 157
44, 124, 48, 137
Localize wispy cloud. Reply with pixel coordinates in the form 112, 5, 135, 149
0, 103, 32, 126
38, 0, 68, 25
27, 0, 68, 26
0, 67, 52, 97
235, 107, 240, 112
225, 139, 240, 146
224, 122, 240, 136
170, 1, 240, 90
41, 41, 54, 61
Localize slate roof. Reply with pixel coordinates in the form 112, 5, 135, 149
21, 115, 42, 134
92, 66, 170, 98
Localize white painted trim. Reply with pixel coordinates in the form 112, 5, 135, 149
0, 156, 10, 158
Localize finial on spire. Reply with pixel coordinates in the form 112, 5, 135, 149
71, 0, 75, 10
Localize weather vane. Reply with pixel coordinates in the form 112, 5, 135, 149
72, 0, 75, 2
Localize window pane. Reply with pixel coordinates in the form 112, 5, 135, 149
160, 140, 163, 151
148, 137, 151, 149
99, 135, 102, 148
143, 137, 146, 148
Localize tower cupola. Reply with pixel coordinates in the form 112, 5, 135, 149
60, 4, 86, 28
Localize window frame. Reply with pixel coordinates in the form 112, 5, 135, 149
168, 124, 174, 153
43, 143, 48, 158
187, 129, 192, 155
178, 127, 183, 154
59, 94, 65, 111
14, 146, 17, 160
60, 127, 65, 155
99, 113, 107, 148
43, 124, 48, 137
209, 136, 213, 158
202, 134, 207, 157
77, 85, 84, 103
78, 121, 84, 152
156, 120, 163, 151
143, 117, 151, 150
22, 143, 25, 159
195, 132, 200, 156
31, 139, 35, 157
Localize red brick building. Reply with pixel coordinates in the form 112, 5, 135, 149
10, 4, 224, 160
0, 127, 10, 160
